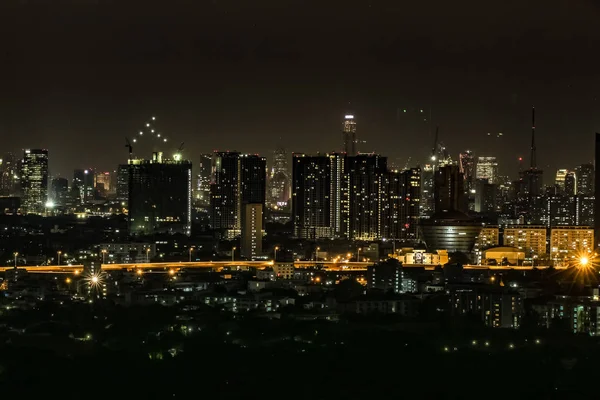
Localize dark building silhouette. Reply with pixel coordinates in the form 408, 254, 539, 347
116, 164, 129, 205
346, 154, 388, 241
210, 152, 266, 238
128, 152, 192, 236
73, 169, 95, 203
595, 133, 600, 247
292, 154, 333, 239
434, 164, 466, 213
50, 177, 68, 207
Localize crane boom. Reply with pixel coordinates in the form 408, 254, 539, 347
431, 126, 439, 161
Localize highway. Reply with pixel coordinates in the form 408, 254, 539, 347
0, 261, 567, 274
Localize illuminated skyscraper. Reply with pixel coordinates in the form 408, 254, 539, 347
196, 154, 212, 207
292, 154, 333, 239
0, 153, 20, 196
73, 169, 95, 203
476, 156, 499, 184
116, 164, 129, 206
94, 171, 112, 196
575, 163, 594, 196
241, 203, 263, 259
346, 154, 388, 240
268, 147, 291, 208
555, 169, 568, 191
342, 114, 357, 155
459, 151, 475, 191
564, 171, 576, 196
21, 149, 49, 214
128, 152, 192, 236
420, 164, 434, 218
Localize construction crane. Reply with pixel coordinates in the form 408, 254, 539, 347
431, 126, 439, 162
125, 138, 133, 157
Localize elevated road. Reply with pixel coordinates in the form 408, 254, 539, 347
0, 261, 566, 274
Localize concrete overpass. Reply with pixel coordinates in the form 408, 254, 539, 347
0, 261, 567, 274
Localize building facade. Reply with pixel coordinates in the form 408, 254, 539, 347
128, 152, 192, 236
21, 149, 49, 214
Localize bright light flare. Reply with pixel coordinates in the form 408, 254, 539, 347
85, 272, 105, 289
579, 256, 589, 267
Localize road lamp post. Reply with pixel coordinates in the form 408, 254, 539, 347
57, 251, 62, 266
189, 246, 194, 262
146, 248, 151, 263
231, 247, 236, 262
101, 249, 107, 264
357, 247, 362, 262
274, 246, 279, 262
13, 252, 18, 268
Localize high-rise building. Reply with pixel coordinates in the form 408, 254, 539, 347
241, 203, 263, 259
474, 179, 497, 213
576, 163, 594, 196
21, 149, 48, 214
346, 154, 388, 241
73, 169, 95, 203
400, 167, 421, 240
210, 152, 266, 237
342, 114, 357, 155
555, 169, 568, 192
128, 152, 192, 236
576, 195, 594, 226
50, 177, 69, 207
546, 195, 577, 227
267, 147, 291, 208
94, 171, 112, 196
196, 154, 212, 207
116, 164, 129, 206
565, 171, 577, 196
329, 153, 348, 237
0, 153, 20, 197
459, 151, 475, 191
476, 156, 498, 184
420, 164, 434, 218
292, 154, 333, 239
434, 164, 466, 214
595, 133, 600, 248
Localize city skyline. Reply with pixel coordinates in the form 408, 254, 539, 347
2, 2, 600, 179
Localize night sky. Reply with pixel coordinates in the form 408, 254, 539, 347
2, 0, 600, 181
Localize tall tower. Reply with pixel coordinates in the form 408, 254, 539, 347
21, 149, 49, 214
342, 114, 357, 155
594, 133, 600, 247
521, 106, 543, 197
